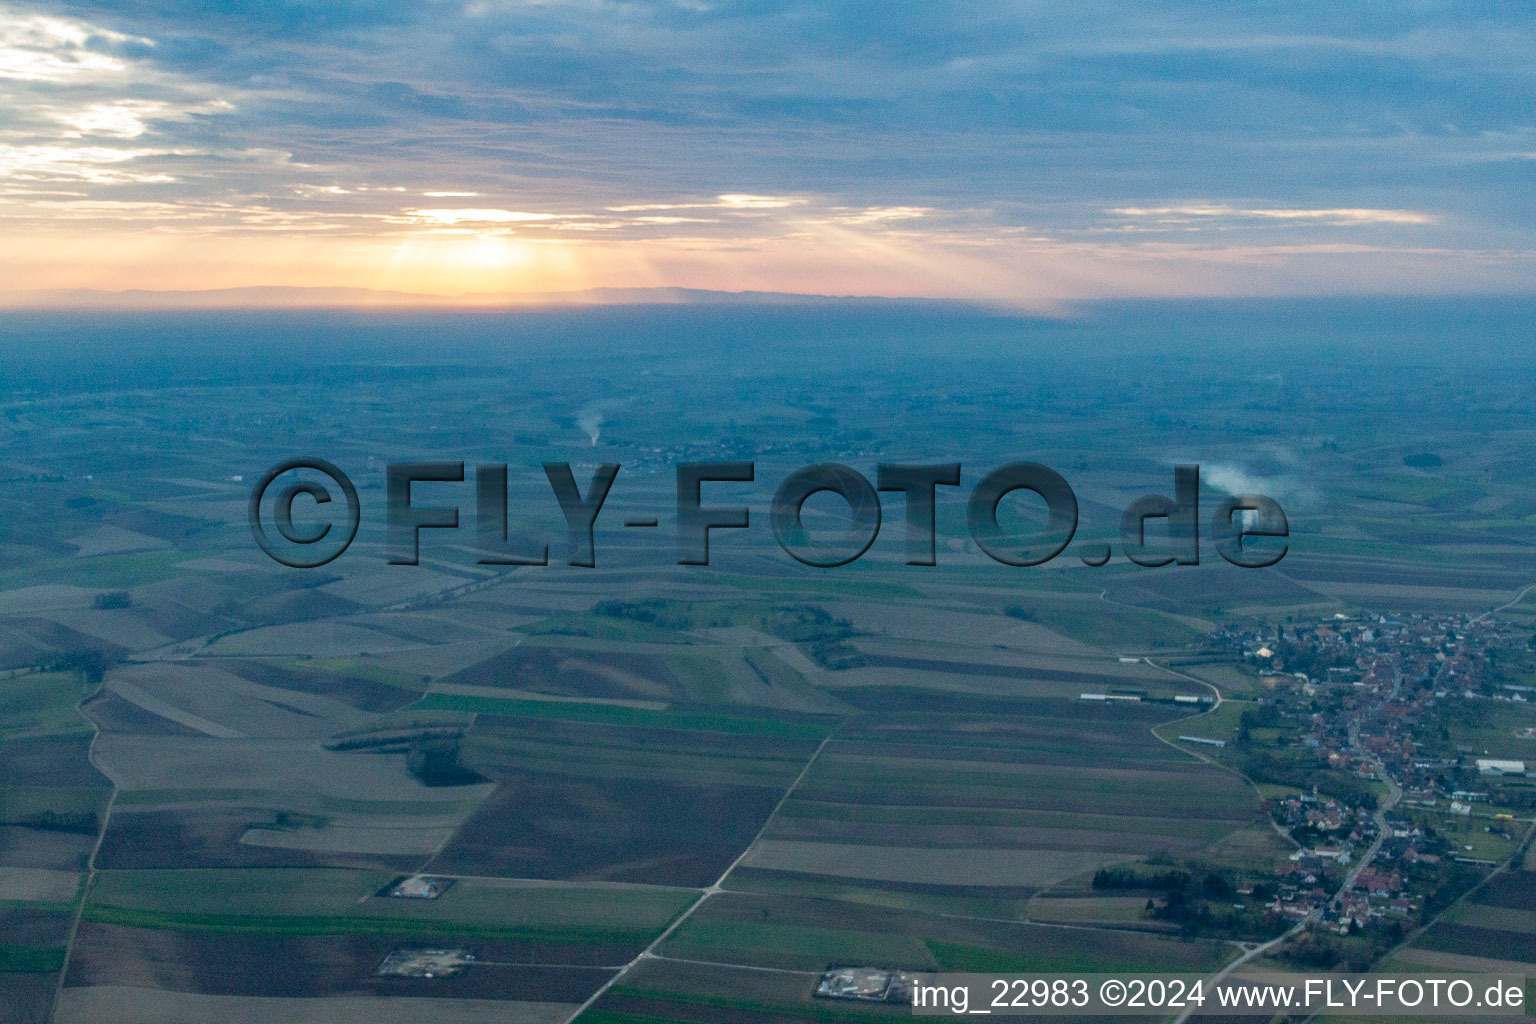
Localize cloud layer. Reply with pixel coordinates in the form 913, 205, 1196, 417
2, 1, 1534, 301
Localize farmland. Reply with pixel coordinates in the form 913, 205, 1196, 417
0, 669, 106, 1023
657, 891, 1231, 973
6, 551, 1275, 1022
85, 869, 693, 940
1390, 869, 1536, 976
5, 300, 1536, 1021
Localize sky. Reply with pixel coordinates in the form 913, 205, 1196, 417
1, 0, 1534, 305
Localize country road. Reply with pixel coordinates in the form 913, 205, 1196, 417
1173, 722, 1404, 1024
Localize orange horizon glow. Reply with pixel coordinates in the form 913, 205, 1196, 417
3, 4, 1536, 309
4, 214, 1533, 311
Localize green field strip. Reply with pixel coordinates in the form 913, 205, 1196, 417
0, 943, 67, 973
595, 991, 908, 1024
718, 868, 1024, 920
792, 762, 1255, 820
86, 868, 698, 933
0, 671, 94, 740
0, 785, 111, 822
658, 918, 935, 971
580, 1011, 708, 1024
108, 788, 487, 816
643, 918, 1227, 981
0, 899, 76, 915
925, 936, 1225, 974
1442, 903, 1536, 935
1413, 922, 1536, 963
467, 728, 814, 766
275, 657, 438, 691
774, 801, 1245, 836
412, 693, 835, 738
463, 748, 809, 789
518, 614, 706, 645
1152, 699, 1251, 745
705, 575, 927, 601
0, 548, 195, 591
826, 735, 1196, 765
79, 903, 673, 946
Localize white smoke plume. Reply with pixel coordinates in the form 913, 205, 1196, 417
1202, 447, 1320, 513
577, 402, 607, 447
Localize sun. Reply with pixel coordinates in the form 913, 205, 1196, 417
370, 230, 552, 296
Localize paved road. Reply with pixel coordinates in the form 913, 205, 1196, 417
1475, 582, 1536, 624
557, 734, 836, 1024
1335, 727, 1403, 900
1174, 727, 1403, 1024
1172, 915, 1312, 1024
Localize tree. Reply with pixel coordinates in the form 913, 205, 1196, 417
406, 738, 484, 787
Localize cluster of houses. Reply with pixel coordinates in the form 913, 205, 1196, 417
1222, 612, 1530, 799
1215, 610, 1535, 939
1225, 612, 1518, 707
1266, 801, 1429, 932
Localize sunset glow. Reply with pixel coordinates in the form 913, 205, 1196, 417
1, 3, 1533, 304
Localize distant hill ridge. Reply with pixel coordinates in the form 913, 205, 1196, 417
0, 285, 911, 309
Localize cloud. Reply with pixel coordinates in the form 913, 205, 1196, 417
608, 195, 803, 212
1244, 209, 1434, 225
831, 206, 930, 224
0, 143, 176, 183
715, 194, 802, 210
55, 100, 165, 138
1, 0, 1535, 298
400, 208, 564, 225
0, 9, 148, 81
1108, 205, 1435, 226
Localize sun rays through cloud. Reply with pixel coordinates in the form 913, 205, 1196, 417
0, 1, 1533, 303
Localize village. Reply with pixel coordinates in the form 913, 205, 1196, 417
1213, 608, 1536, 944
